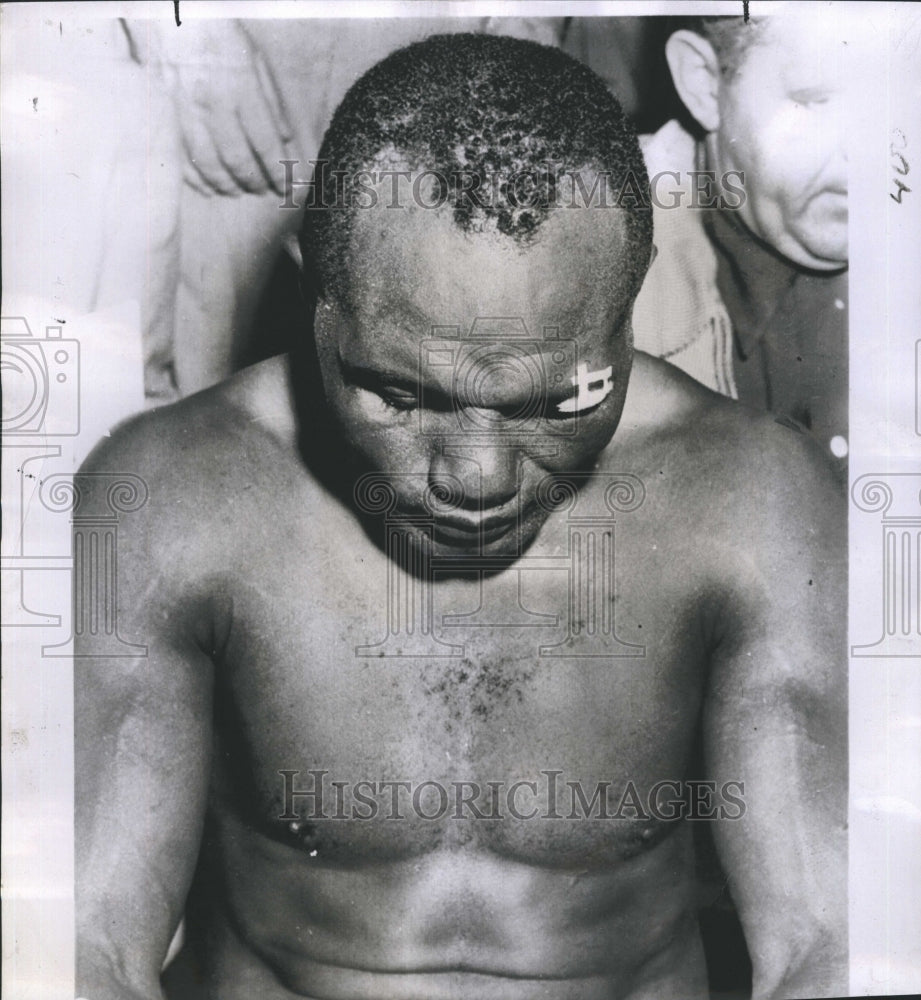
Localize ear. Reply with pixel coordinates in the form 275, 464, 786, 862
665, 30, 722, 134
281, 230, 304, 272
282, 230, 328, 308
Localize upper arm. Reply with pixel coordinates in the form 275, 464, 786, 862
704, 432, 847, 999
75, 428, 216, 998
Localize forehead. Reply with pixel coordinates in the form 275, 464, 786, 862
729, 14, 848, 90
342, 189, 635, 350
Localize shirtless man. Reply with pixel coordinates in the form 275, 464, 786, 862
76, 34, 846, 1000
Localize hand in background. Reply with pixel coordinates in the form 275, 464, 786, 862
131, 18, 296, 197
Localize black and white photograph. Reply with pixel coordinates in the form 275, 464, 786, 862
2, 3, 920, 999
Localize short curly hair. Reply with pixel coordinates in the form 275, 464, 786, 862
299, 33, 653, 307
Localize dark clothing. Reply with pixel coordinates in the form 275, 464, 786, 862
705, 208, 848, 474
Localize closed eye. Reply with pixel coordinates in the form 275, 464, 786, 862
376, 387, 419, 411
790, 88, 831, 107
340, 358, 421, 412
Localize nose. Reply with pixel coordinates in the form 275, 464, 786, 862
429, 441, 520, 512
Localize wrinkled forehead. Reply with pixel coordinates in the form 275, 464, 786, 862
339, 184, 637, 353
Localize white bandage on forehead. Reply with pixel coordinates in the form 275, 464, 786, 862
555, 362, 614, 414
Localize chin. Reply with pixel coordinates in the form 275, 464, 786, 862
794, 209, 848, 268
800, 239, 848, 270
772, 227, 846, 271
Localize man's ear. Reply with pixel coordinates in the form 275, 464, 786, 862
665, 30, 722, 134
281, 231, 304, 272
282, 230, 327, 308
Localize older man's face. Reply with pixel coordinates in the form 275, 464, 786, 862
713, 18, 848, 270
313, 188, 639, 556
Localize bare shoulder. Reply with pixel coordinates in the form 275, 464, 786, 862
77, 357, 302, 574
618, 353, 845, 697
81, 356, 297, 486
617, 352, 845, 550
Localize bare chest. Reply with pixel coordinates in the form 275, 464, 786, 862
211, 511, 711, 865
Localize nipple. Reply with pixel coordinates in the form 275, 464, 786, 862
288, 819, 321, 854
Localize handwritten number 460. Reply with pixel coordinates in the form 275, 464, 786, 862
890, 129, 911, 204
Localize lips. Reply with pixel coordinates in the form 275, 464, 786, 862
807, 188, 848, 211
433, 513, 520, 544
